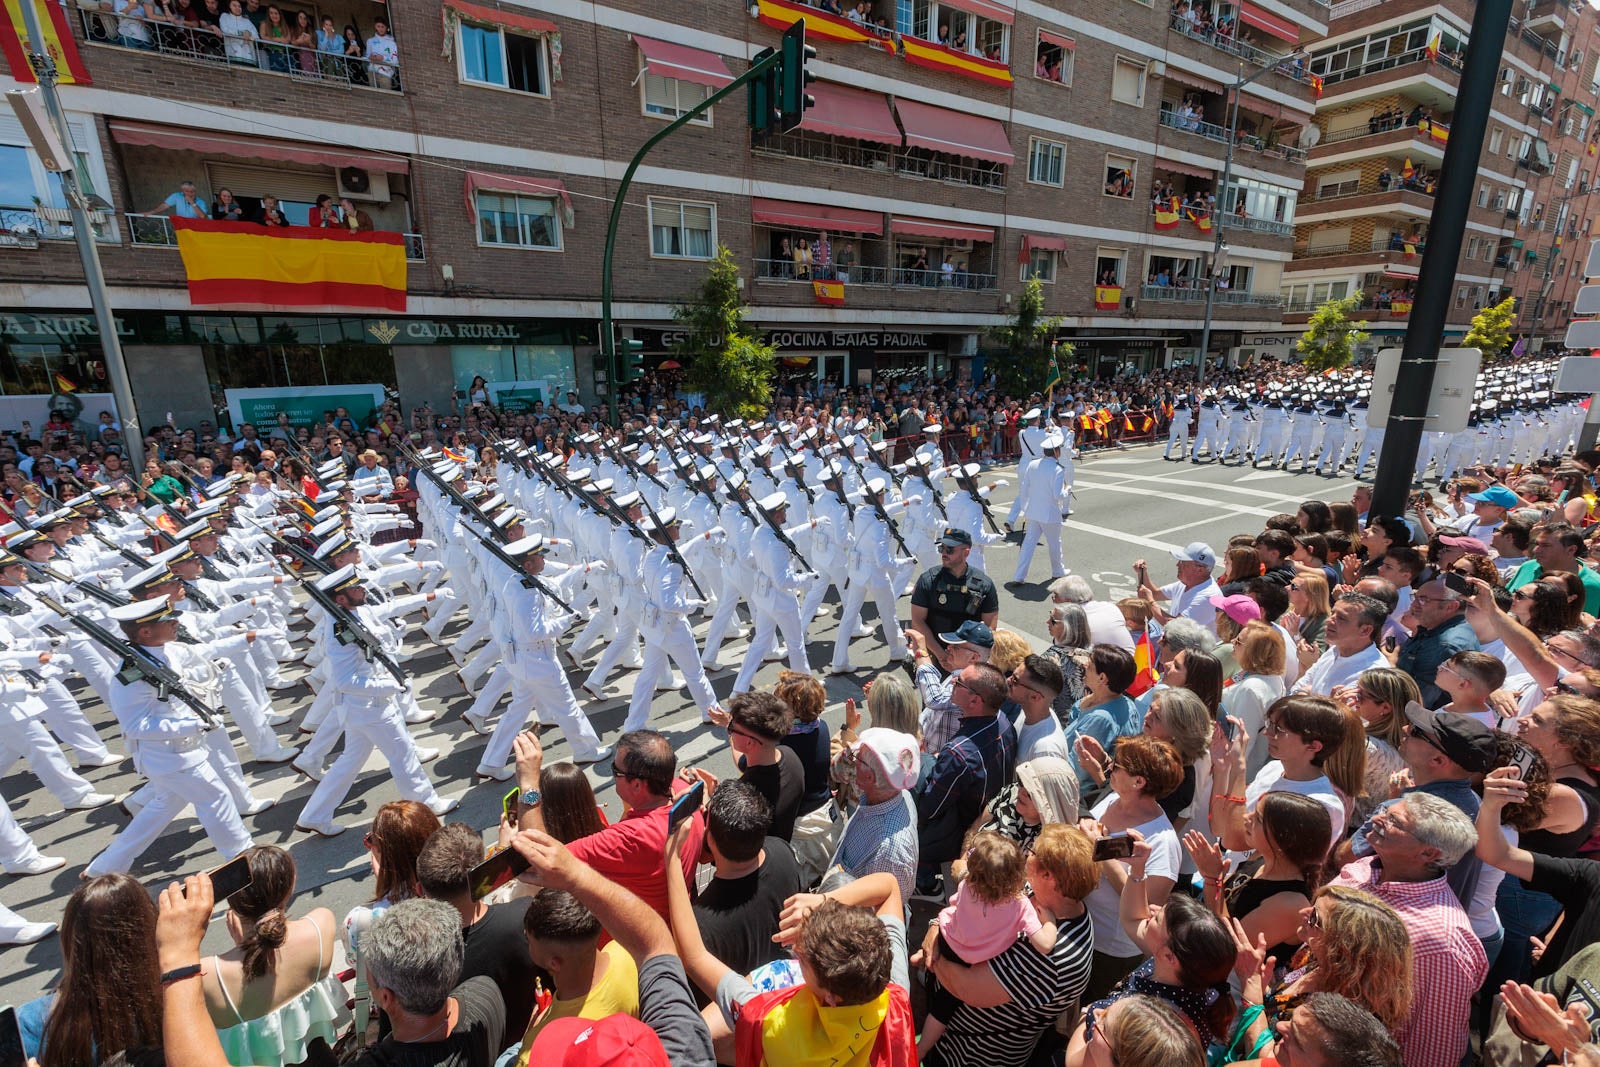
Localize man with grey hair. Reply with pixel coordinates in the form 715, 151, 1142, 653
1332, 792, 1485, 1067
1049, 574, 1133, 650
1294, 592, 1388, 696
357, 897, 506, 1065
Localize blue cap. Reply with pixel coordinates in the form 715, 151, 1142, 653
1467, 485, 1518, 509
938, 620, 995, 650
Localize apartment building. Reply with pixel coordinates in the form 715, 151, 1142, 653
0, 0, 1322, 426
1262, 0, 1593, 364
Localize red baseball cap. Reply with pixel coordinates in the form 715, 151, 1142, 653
530, 1014, 670, 1067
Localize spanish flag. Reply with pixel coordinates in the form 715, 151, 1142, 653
1153, 197, 1182, 230
0, 0, 92, 83
1094, 285, 1123, 310
1391, 300, 1413, 314
1429, 123, 1448, 145
170, 218, 407, 312
812, 279, 845, 306
1126, 631, 1159, 697
1309, 73, 1324, 98
1424, 30, 1441, 59
52, 372, 77, 393
900, 35, 1013, 86
1401, 156, 1415, 181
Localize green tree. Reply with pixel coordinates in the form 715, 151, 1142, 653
1463, 294, 1516, 361
1296, 291, 1371, 372
673, 246, 776, 420
988, 276, 1063, 397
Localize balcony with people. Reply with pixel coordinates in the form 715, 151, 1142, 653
1279, 281, 1413, 322
1297, 157, 1436, 220
1292, 218, 1427, 278
70, 0, 404, 92
1164, 0, 1320, 92
1310, 99, 1451, 163
1137, 254, 1284, 312
1156, 88, 1310, 170
1308, 18, 1465, 94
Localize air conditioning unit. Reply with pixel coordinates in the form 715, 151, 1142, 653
338, 167, 391, 203
1123, 296, 1138, 312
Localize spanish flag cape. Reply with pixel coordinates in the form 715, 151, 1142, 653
734, 983, 915, 1067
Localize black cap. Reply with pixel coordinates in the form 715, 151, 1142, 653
1403, 702, 1497, 773
938, 527, 973, 548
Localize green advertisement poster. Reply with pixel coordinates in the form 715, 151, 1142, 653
225, 385, 386, 429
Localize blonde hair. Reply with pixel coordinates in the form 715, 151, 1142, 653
1295, 573, 1331, 617
989, 629, 1033, 676
1310, 885, 1414, 1030
1102, 995, 1206, 1067
1117, 596, 1156, 628
865, 673, 920, 740
1234, 620, 1286, 676
1030, 824, 1099, 901
1320, 704, 1369, 807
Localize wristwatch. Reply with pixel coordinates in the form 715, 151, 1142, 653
519, 788, 542, 808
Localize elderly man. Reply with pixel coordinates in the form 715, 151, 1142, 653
1332, 793, 1486, 1067
351, 449, 394, 502
1049, 574, 1134, 650
1273, 994, 1402, 1067
915, 662, 1016, 894
1134, 541, 1222, 631
1505, 521, 1600, 614
1461, 484, 1517, 542
909, 620, 994, 755
909, 527, 999, 655
823, 727, 921, 901
1396, 578, 1480, 708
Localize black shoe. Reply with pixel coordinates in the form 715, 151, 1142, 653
914, 875, 945, 898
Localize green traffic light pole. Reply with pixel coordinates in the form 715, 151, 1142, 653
599, 46, 788, 425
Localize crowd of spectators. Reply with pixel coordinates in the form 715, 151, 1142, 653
144, 180, 378, 232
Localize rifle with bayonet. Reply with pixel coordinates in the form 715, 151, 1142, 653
278, 565, 408, 685
454, 516, 577, 612
37, 594, 222, 729
591, 440, 707, 599
21, 560, 130, 608
837, 439, 913, 556
953, 470, 1004, 536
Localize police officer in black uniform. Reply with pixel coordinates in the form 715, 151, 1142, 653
908, 527, 1000, 656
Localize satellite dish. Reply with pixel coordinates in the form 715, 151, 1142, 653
1298, 125, 1321, 148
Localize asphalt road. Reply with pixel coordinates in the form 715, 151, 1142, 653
0, 441, 1366, 1006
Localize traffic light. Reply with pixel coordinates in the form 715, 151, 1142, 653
747, 46, 779, 133
777, 21, 815, 134
616, 333, 645, 384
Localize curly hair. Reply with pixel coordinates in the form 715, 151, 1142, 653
1493, 731, 1553, 833
774, 669, 826, 724
1307, 885, 1414, 1031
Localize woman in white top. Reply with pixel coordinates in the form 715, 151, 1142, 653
204, 846, 348, 1067
1221, 621, 1286, 778
218, 0, 257, 63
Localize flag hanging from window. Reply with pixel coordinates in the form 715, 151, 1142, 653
1401, 156, 1415, 180
812, 279, 845, 306
1424, 30, 1441, 59
0, 0, 92, 83
1094, 285, 1122, 310
170, 218, 407, 312
1153, 197, 1182, 230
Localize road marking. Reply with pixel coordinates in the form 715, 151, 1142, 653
1073, 478, 1282, 518
1111, 470, 1354, 504
1063, 517, 1184, 553
1148, 514, 1240, 538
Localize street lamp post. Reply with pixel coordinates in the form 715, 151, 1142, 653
1196, 50, 1305, 394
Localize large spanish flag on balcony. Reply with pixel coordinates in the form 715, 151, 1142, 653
170, 218, 407, 312
900, 36, 1013, 86
1094, 285, 1123, 311
755, 0, 893, 52
1153, 198, 1182, 230
1, 0, 92, 83
812, 279, 845, 306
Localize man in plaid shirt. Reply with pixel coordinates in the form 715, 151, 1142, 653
1331, 792, 1486, 1067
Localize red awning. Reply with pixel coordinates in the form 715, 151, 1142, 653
752, 198, 883, 235
444, 0, 558, 36
939, 0, 1014, 25
1020, 234, 1066, 262
1237, 1, 1299, 44
1241, 94, 1286, 121
1038, 29, 1074, 50
463, 169, 574, 225
1163, 67, 1223, 95
107, 121, 409, 174
891, 215, 995, 243
800, 82, 902, 146
895, 99, 1014, 164
632, 35, 733, 88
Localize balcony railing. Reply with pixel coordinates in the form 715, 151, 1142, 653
1156, 109, 1310, 162
1140, 283, 1284, 306
1370, 235, 1425, 253
127, 212, 425, 259
1313, 46, 1463, 89
1318, 116, 1452, 146
1167, 15, 1319, 88
0, 206, 45, 248
1328, 0, 1383, 18
753, 258, 998, 291
1304, 177, 1435, 203
1298, 236, 1425, 258
74, 6, 401, 92
1223, 215, 1295, 237
751, 132, 1004, 191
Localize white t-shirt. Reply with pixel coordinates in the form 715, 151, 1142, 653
1085, 794, 1181, 958
1245, 761, 1345, 844
1014, 712, 1071, 763
1084, 600, 1136, 651
1273, 622, 1302, 689
1160, 577, 1222, 633
1295, 643, 1387, 697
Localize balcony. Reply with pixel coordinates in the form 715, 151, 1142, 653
1157, 109, 1310, 163
1147, 199, 1294, 238
1313, 46, 1463, 90
1315, 115, 1450, 160
1222, 214, 1295, 237
1140, 283, 1284, 306
1166, 15, 1319, 89
1327, 0, 1381, 18
73, 5, 401, 92
126, 213, 427, 260
1297, 235, 1425, 260
753, 258, 998, 295
751, 131, 1005, 192
1299, 178, 1434, 219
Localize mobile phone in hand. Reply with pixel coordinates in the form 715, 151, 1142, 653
669, 780, 705, 833
185, 852, 252, 902
1092, 833, 1135, 862
1509, 740, 1539, 781
468, 847, 530, 901
0, 1005, 23, 1067
1442, 572, 1472, 597
503, 786, 520, 824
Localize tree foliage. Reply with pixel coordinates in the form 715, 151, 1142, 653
1463, 295, 1516, 361
673, 246, 775, 420
1296, 291, 1371, 372
988, 276, 1063, 397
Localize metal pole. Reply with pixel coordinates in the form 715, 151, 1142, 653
1368, 0, 1513, 518
13, 0, 143, 471
600, 49, 783, 425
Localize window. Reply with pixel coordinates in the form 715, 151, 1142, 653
1024, 248, 1056, 282
1111, 57, 1145, 106
1489, 127, 1503, 154
1224, 177, 1298, 224
1477, 183, 1489, 207
0, 144, 32, 208
476, 192, 562, 249
1104, 154, 1135, 198
1454, 284, 1468, 309
649, 198, 715, 258
643, 73, 712, 124
458, 22, 548, 96
1028, 138, 1065, 186
1035, 32, 1073, 85
1466, 236, 1480, 259
1310, 281, 1350, 302
1095, 249, 1126, 286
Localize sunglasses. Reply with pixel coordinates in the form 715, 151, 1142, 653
609, 763, 644, 781
1513, 589, 1535, 600
1304, 909, 1323, 930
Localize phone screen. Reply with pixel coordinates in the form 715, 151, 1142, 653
468, 847, 531, 901
1092, 834, 1135, 862
503, 787, 520, 824
205, 854, 253, 902
1510, 740, 1539, 781
1442, 572, 1472, 597
669, 780, 705, 833
0, 1006, 22, 1067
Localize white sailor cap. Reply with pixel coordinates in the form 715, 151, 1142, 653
314, 563, 362, 594
614, 491, 642, 509
638, 448, 657, 465
1023, 407, 1042, 420
310, 517, 344, 539
35, 509, 74, 528
1042, 433, 1065, 449
870, 441, 890, 454
697, 464, 719, 482
864, 477, 889, 495
149, 543, 193, 566
726, 471, 747, 491
854, 419, 870, 432
757, 491, 789, 513
752, 445, 772, 460
840, 434, 857, 449
956, 462, 982, 479
585, 478, 614, 494
64, 492, 92, 508
430, 461, 460, 478
818, 462, 844, 482
566, 466, 592, 482
783, 454, 806, 469
175, 520, 213, 541
190, 499, 224, 520
481, 493, 506, 512
923, 422, 942, 435
124, 563, 175, 595
640, 508, 680, 533
313, 532, 352, 560
503, 534, 548, 557
690, 433, 715, 447
461, 484, 487, 500
492, 509, 524, 529
312, 506, 341, 523
323, 479, 348, 493
204, 475, 242, 498
317, 459, 345, 475
108, 595, 181, 625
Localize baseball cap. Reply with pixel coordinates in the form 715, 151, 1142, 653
938, 527, 973, 548
1467, 485, 1518, 509
851, 728, 921, 791
1208, 593, 1262, 626
1437, 534, 1491, 555
1402, 703, 1497, 773
938, 620, 995, 650
529, 1014, 669, 1067
1171, 541, 1218, 569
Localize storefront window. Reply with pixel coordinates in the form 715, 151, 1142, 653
201, 342, 398, 392
449, 344, 576, 402
0, 342, 106, 396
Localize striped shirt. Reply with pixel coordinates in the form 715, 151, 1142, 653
927, 908, 1094, 1067
829, 791, 919, 903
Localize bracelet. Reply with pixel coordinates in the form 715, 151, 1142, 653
160, 962, 203, 986
1128, 873, 1148, 884
1219, 794, 1247, 805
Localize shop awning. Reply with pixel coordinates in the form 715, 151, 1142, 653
799, 82, 902, 146
1573, 101, 1596, 117
107, 121, 409, 174
463, 169, 574, 226
752, 198, 883, 235
1163, 67, 1223, 95
894, 99, 1014, 164
891, 215, 995, 243
1154, 155, 1214, 180
632, 35, 733, 88
443, 0, 558, 37
1383, 265, 1420, 278
1237, 1, 1298, 44
1241, 95, 1287, 121
1038, 29, 1074, 51
938, 0, 1014, 25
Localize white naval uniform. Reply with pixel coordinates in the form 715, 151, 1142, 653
1012, 455, 1069, 583
0, 660, 105, 805
732, 518, 819, 694
831, 499, 918, 671
626, 533, 725, 732
1164, 405, 1192, 459
1006, 423, 1047, 525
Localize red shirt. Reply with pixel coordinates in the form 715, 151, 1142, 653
565, 796, 705, 920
